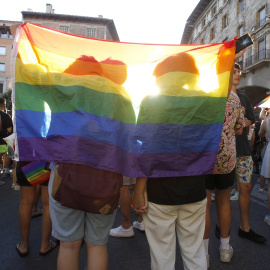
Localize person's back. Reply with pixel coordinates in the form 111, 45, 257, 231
133, 52, 208, 270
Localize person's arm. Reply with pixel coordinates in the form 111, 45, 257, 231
251, 128, 255, 151
259, 120, 266, 138
132, 177, 148, 213
235, 125, 243, 135
235, 49, 247, 61
244, 119, 252, 127
259, 108, 268, 120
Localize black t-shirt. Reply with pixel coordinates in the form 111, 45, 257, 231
236, 92, 255, 157
147, 175, 206, 205
0, 111, 13, 145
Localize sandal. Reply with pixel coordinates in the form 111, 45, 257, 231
39, 240, 59, 256
16, 242, 29, 257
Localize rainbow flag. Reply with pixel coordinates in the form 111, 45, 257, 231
254, 95, 270, 109
21, 161, 51, 186
13, 23, 236, 177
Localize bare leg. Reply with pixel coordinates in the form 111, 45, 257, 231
3, 153, 10, 171
238, 182, 251, 231
120, 185, 132, 229
18, 186, 36, 253
40, 185, 53, 253
57, 239, 82, 270
132, 184, 143, 223
12, 161, 19, 187
138, 213, 143, 223
32, 185, 41, 214
215, 188, 231, 238
203, 189, 212, 239
86, 243, 108, 270
260, 175, 266, 189
236, 181, 240, 192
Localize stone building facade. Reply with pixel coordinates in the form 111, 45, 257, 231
0, 20, 20, 93
0, 3, 119, 93
181, 0, 270, 111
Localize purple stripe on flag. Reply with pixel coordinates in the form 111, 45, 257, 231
18, 136, 217, 177
21, 161, 46, 175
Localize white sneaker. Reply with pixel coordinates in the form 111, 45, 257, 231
2, 169, 10, 177
264, 214, 270, 226
109, 225, 134, 237
14, 185, 20, 191
220, 245, 233, 262
211, 193, 215, 201
231, 189, 236, 196
230, 192, 239, 201
133, 221, 145, 231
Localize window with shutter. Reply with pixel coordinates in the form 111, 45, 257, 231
86, 28, 96, 38
240, 0, 245, 12
210, 28, 215, 41
0, 63, 5, 72
60, 26, 69, 33
211, 5, 217, 18
258, 40, 265, 60
0, 46, 6, 55
222, 15, 228, 30
259, 7, 266, 27
202, 17, 206, 28
237, 1, 240, 15
237, 25, 243, 37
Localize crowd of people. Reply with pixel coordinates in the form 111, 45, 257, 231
1, 48, 270, 270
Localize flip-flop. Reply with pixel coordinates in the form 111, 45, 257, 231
16, 242, 29, 257
32, 209, 43, 218
39, 240, 59, 256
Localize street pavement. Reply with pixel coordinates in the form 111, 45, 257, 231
0, 171, 270, 270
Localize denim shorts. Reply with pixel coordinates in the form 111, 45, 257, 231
49, 197, 116, 245
48, 163, 116, 245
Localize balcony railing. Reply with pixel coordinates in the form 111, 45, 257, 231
243, 49, 270, 69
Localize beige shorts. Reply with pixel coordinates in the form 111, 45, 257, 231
123, 176, 136, 186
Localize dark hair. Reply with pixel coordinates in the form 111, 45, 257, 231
64, 55, 102, 76
0, 97, 6, 106
153, 52, 199, 78
234, 62, 242, 70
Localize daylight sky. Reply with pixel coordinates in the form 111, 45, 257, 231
1, 0, 200, 44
